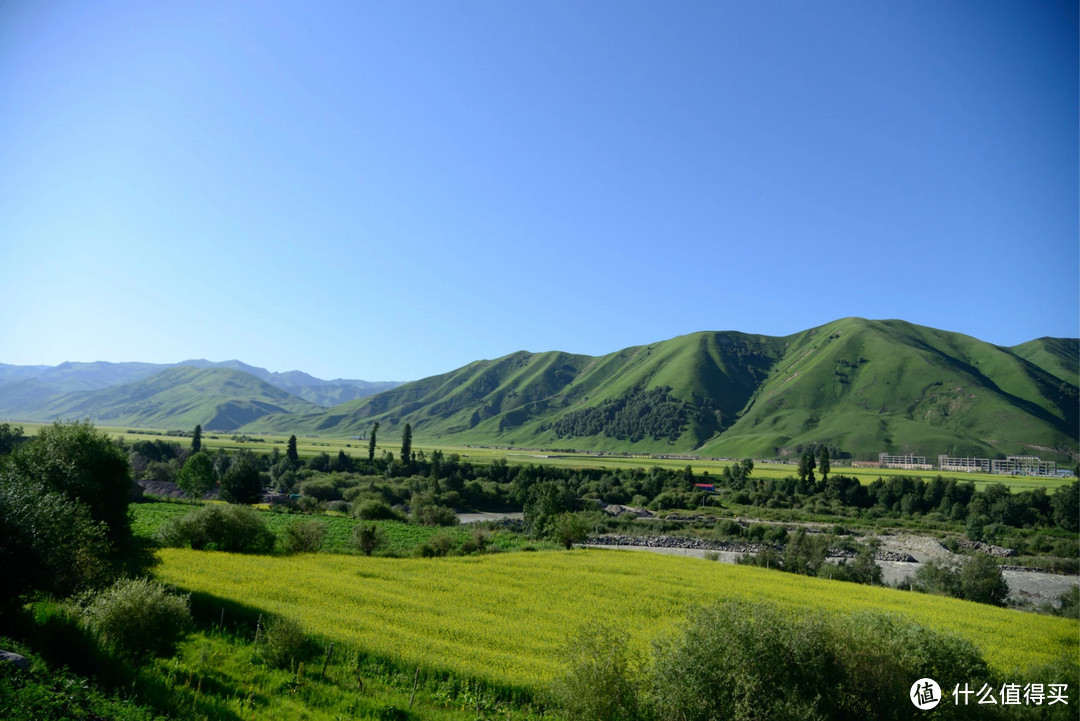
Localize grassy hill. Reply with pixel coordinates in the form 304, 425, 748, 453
243, 318, 1078, 461
26, 366, 324, 431
1011, 337, 1080, 387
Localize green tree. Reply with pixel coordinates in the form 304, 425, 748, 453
368, 422, 379, 462
958, 553, 1009, 606
524, 482, 562, 538
4, 421, 132, 546
352, 523, 384, 556
806, 449, 817, 483
818, 445, 831, 482
0, 423, 23, 455
552, 512, 590, 550
175, 451, 216, 499
1051, 481, 1079, 532
400, 423, 412, 466
797, 452, 809, 482
191, 424, 202, 454
0, 477, 110, 604
218, 450, 263, 504
286, 434, 299, 465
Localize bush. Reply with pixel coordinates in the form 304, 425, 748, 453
0, 477, 110, 603
80, 577, 191, 660
714, 519, 742, 538
550, 625, 644, 721
155, 504, 274, 553
958, 553, 1009, 606
555, 600, 996, 721
256, 616, 311, 669
418, 531, 458, 557
412, 503, 459, 527
281, 518, 326, 554
352, 523, 384, 556
353, 499, 401, 521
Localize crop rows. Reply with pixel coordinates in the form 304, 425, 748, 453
155, 548, 1078, 691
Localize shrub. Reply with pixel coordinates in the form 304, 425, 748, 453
555, 600, 996, 721
325, 500, 349, 514
155, 504, 274, 553
714, 519, 742, 538
353, 499, 400, 521
418, 531, 458, 557
281, 518, 326, 554
412, 503, 459, 527
0, 478, 110, 603
352, 523, 384, 556
80, 577, 191, 661
459, 527, 490, 555
256, 616, 311, 669
550, 625, 644, 721
649, 601, 833, 720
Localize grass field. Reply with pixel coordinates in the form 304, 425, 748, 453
154, 547, 1078, 693
17, 420, 1069, 492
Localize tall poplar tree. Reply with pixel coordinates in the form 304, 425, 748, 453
286, 435, 299, 465
818, 446, 831, 482
191, 424, 202, 454
400, 423, 412, 465
368, 422, 379, 462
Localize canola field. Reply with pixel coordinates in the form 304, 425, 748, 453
155, 548, 1077, 691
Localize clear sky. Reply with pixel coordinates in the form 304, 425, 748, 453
1, 1, 1076, 381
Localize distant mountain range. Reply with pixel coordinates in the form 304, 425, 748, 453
0, 360, 401, 428
2, 319, 1077, 461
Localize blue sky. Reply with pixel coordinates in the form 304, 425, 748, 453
1, 1, 1076, 381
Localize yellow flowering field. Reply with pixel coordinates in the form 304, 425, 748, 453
154, 548, 1077, 691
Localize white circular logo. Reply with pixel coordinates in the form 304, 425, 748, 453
910, 678, 942, 710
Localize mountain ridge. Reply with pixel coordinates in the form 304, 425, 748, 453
242, 318, 1078, 461
2, 319, 1076, 461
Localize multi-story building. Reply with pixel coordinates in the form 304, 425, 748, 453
990, 456, 1057, 477
938, 456, 991, 473
879, 452, 933, 471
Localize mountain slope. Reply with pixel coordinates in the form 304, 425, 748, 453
1010, 337, 1080, 387
699, 318, 1078, 459
27, 367, 324, 431
243, 319, 1079, 461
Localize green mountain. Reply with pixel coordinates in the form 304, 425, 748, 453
1010, 337, 1080, 387
242, 318, 1078, 461
25, 367, 324, 431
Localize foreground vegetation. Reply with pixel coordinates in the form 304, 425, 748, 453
153, 547, 1076, 688
1, 421, 1077, 719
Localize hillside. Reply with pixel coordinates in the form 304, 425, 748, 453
5, 320, 1075, 459
19, 367, 325, 431
243, 318, 1079, 461
1010, 337, 1080, 387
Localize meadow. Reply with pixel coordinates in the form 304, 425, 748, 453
19, 421, 1067, 492
153, 546, 1078, 694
